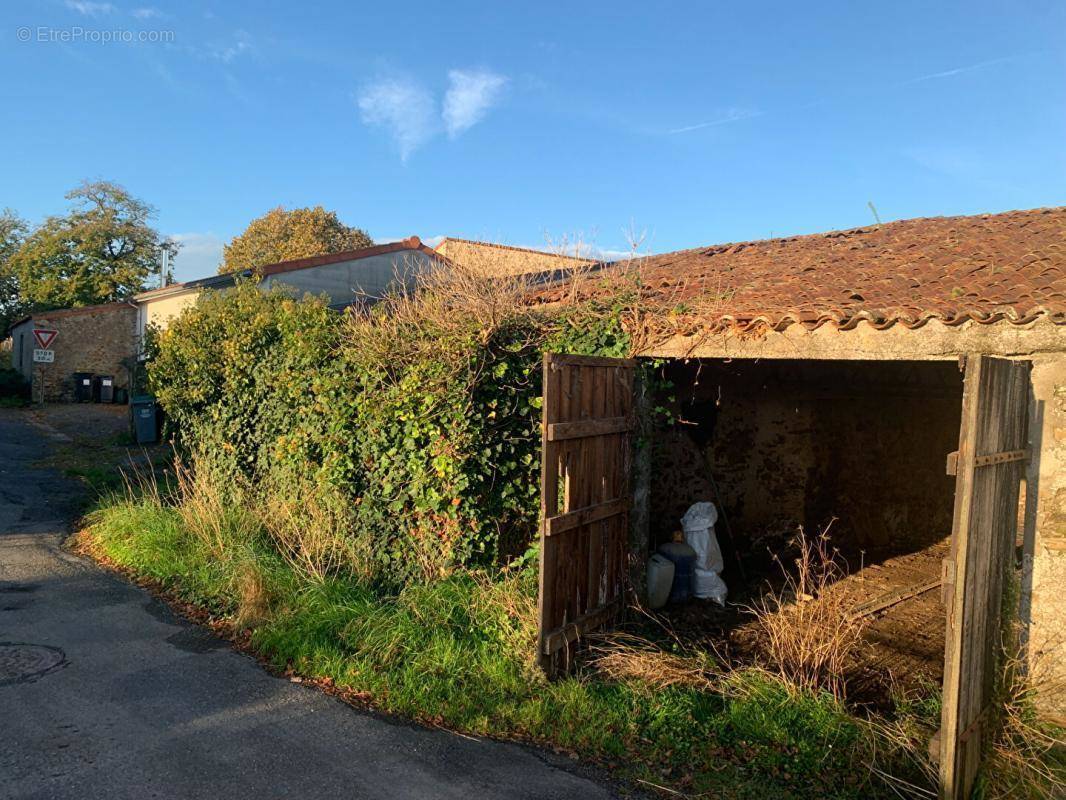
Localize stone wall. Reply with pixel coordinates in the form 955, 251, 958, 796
650, 359, 963, 562
644, 320, 1066, 718
10, 303, 138, 402
1023, 355, 1066, 719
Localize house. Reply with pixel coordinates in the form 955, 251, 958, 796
134, 236, 444, 335
7, 237, 446, 402
434, 237, 597, 277
531, 206, 1065, 798
8, 302, 138, 402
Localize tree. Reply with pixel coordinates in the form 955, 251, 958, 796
7, 180, 177, 311
220, 206, 372, 274
0, 209, 28, 333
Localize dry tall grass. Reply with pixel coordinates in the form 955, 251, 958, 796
589, 632, 717, 693
171, 455, 259, 560
982, 625, 1066, 798
744, 524, 868, 700
256, 469, 371, 583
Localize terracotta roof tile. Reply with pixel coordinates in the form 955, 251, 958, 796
533, 207, 1066, 331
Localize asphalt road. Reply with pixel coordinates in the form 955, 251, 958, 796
0, 410, 623, 800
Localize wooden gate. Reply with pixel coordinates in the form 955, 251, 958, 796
940, 355, 1031, 799
537, 353, 636, 674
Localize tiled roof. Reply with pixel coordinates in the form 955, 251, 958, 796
534, 207, 1066, 331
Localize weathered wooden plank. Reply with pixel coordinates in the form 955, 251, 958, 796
848, 577, 942, 620
939, 355, 1030, 800
548, 354, 638, 369
545, 498, 628, 536
542, 599, 623, 654
547, 416, 634, 441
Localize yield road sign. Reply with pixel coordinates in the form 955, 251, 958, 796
32, 328, 58, 349
33, 349, 55, 363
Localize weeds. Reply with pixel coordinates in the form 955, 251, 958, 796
81, 462, 926, 799
256, 466, 371, 582
745, 524, 868, 700
982, 621, 1066, 798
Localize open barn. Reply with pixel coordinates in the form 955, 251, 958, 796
531, 207, 1066, 799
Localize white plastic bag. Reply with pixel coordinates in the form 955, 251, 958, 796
696, 569, 728, 607
681, 501, 728, 605
681, 502, 723, 574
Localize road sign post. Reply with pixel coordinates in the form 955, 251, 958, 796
30, 329, 57, 405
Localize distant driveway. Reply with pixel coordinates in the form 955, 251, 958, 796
0, 409, 622, 800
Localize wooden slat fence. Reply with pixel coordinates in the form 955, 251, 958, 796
537, 353, 636, 675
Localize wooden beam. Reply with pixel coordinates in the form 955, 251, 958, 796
547, 416, 634, 441
548, 354, 638, 369
544, 498, 628, 537
542, 599, 621, 655
848, 576, 942, 620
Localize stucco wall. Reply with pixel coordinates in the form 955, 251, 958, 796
10, 304, 138, 402
260, 250, 439, 304
648, 317, 1064, 362
141, 289, 200, 332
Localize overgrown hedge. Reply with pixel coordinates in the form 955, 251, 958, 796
147, 280, 632, 585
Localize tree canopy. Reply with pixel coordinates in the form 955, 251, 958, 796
6, 181, 176, 314
220, 206, 372, 274
0, 209, 29, 334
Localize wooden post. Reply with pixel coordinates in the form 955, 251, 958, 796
629, 367, 652, 602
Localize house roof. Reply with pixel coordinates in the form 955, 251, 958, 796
532, 207, 1066, 331
135, 237, 439, 301
435, 238, 596, 278
435, 237, 596, 262
8, 301, 136, 333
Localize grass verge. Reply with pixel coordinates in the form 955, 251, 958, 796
73, 483, 949, 800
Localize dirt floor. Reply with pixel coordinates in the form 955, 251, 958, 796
656, 536, 948, 707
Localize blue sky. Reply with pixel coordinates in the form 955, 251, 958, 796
2, 1, 1064, 281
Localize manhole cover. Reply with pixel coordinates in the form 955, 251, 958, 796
0, 643, 65, 686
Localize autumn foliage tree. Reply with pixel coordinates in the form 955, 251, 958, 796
219, 206, 373, 274
7, 181, 176, 311
0, 209, 29, 334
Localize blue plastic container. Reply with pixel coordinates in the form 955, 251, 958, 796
658, 540, 697, 603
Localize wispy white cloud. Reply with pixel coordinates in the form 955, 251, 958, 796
443, 69, 508, 137
209, 29, 254, 63
356, 77, 437, 161
66, 1, 115, 15
131, 7, 163, 19
668, 107, 764, 134
169, 232, 225, 280
668, 53, 1034, 136
897, 55, 1020, 87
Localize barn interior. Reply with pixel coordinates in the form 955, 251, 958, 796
647, 357, 965, 700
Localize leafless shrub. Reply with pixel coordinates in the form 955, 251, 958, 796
344, 251, 547, 383
744, 523, 868, 700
